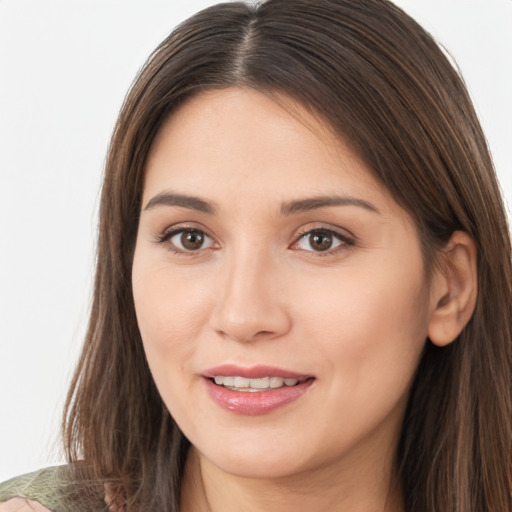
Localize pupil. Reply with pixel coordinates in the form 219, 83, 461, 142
310, 232, 332, 251
181, 230, 204, 250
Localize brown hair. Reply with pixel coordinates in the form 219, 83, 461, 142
63, 1, 512, 510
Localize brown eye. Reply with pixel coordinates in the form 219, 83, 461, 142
167, 229, 214, 252
181, 230, 205, 250
309, 231, 333, 251
295, 229, 348, 253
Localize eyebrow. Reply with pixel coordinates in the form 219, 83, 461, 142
144, 192, 216, 214
143, 192, 380, 216
281, 196, 381, 215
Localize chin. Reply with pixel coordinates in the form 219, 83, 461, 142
189, 426, 330, 481
204, 449, 310, 480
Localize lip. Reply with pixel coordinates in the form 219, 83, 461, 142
203, 364, 310, 380
202, 364, 315, 416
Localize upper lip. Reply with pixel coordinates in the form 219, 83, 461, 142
203, 364, 312, 380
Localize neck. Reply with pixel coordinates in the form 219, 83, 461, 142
180, 446, 404, 512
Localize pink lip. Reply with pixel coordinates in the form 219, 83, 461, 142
203, 364, 310, 380
202, 365, 315, 416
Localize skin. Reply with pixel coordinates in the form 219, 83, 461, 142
132, 87, 477, 512
0, 499, 50, 512
1, 88, 477, 512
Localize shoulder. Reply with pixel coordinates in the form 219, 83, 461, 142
0, 497, 50, 511
0, 465, 105, 512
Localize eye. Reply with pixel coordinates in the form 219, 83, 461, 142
161, 228, 215, 253
293, 228, 351, 253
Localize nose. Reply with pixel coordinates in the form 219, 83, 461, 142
209, 249, 292, 343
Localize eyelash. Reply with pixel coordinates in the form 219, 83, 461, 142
154, 225, 355, 256
154, 226, 216, 255
292, 227, 355, 256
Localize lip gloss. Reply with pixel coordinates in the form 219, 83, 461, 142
202, 365, 314, 415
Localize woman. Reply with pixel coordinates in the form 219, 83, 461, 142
1, 0, 510, 511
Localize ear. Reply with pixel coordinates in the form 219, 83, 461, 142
428, 231, 478, 347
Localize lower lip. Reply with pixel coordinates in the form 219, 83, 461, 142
203, 378, 314, 416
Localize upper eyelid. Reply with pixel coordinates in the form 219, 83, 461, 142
153, 222, 355, 247
293, 223, 355, 241
154, 226, 217, 255
293, 229, 353, 246
289, 225, 357, 254
156, 222, 214, 241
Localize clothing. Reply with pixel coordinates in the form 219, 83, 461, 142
0, 465, 106, 511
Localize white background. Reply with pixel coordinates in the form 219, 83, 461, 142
0, 0, 510, 482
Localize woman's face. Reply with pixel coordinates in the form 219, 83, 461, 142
132, 88, 434, 480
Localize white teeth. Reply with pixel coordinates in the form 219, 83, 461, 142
269, 377, 284, 388
222, 376, 234, 387
212, 375, 300, 391
233, 376, 250, 388
251, 377, 269, 389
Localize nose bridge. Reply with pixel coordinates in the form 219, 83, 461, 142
211, 242, 290, 342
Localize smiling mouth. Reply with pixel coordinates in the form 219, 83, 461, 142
211, 375, 307, 392
204, 369, 315, 414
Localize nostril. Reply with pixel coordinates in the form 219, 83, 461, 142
254, 330, 274, 338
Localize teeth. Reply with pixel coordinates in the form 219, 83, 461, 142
251, 377, 269, 389
212, 375, 300, 391
269, 377, 284, 388
223, 376, 234, 387
234, 376, 250, 388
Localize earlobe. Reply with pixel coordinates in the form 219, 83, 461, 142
427, 231, 478, 347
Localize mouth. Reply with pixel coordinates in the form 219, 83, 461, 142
202, 365, 315, 415
209, 375, 310, 392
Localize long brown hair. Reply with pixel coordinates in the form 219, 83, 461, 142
63, 1, 512, 510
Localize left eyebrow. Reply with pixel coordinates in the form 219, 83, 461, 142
281, 195, 381, 215
143, 192, 217, 214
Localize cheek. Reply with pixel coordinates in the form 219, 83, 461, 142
301, 255, 428, 334
299, 253, 430, 392
286, 264, 429, 461
131, 254, 212, 381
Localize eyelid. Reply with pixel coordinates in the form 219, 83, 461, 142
290, 224, 356, 255
154, 223, 218, 254
153, 222, 355, 256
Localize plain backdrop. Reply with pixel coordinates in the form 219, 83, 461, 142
0, 0, 511, 482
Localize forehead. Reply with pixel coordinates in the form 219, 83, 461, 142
142, 87, 399, 218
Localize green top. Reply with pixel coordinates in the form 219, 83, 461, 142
0, 465, 106, 511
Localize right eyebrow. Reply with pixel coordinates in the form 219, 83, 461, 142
281, 195, 381, 215
143, 192, 217, 214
